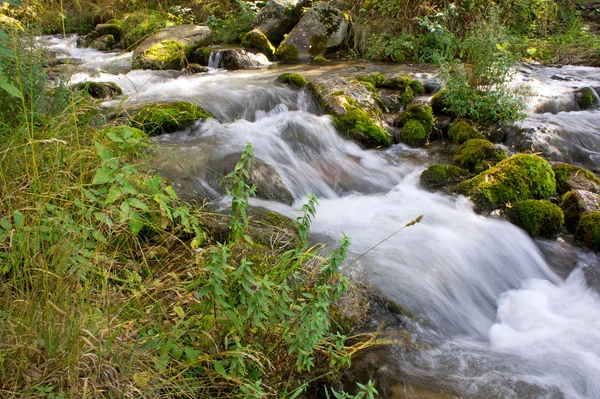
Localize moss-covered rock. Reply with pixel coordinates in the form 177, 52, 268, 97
395, 104, 434, 133
401, 120, 428, 147
188, 46, 213, 66
309, 34, 328, 56
333, 105, 392, 148
241, 28, 276, 59
453, 154, 556, 213
275, 43, 299, 63
380, 76, 411, 90
420, 164, 469, 190
276, 72, 307, 88
577, 212, 600, 251
575, 87, 598, 110
132, 24, 213, 70
505, 200, 564, 238
560, 189, 600, 231
430, 89, 453, 116
134, 39, 185, 70
131, 101, 212, 136
312, 55, 327, 64
448, 119, 483, 144
95, 22, 122, 41
409, 80, 425, 95
71, 81, 123, 99
553, 163, 600, 195
92, 34, 115, 51
356, 73, 385, 88
453, 139, 507, 173
252, 0, 307, 45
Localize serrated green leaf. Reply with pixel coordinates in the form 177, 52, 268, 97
129, 211, 143, 235
92, 168, 114, 185
184, 348, 201, 360
0, 74, 22, 99
126, 197, 149, 211
104, 186, 122, 204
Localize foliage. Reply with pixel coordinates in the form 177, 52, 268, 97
505, 199, 564, 238
365, 33, 417, 63
204, 0, 256, 44
453, 154, 556, 213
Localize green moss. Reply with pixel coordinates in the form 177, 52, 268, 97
561, 190, 582, 231
420, 164, 468, 189
356, 73, 385, 87
431, 89, 453, 115
309, 34, 328, 56
189, 46, 213, 66
333, 106, 392, 148
577, 212, 600, 251
380, 76, 411, 90
401, 120, 428, 147
275, 43, 299, 63
312, 56, 327, 64
395, 103, 434, 133
359, 81, 376, 91
135, 39, 186, 70
453, 154, 556, 213
577, 87, 597, 110
241, 29, 276, 58
553, 163, 600, 195
276, 73, 307, 88
131, 101, 212, 136
448, 120, 483, 144
409, 80, 425, 95
505, 200, 564, 238
453, 139, 507, 173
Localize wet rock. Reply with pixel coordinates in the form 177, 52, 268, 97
553, 163, 600, 195
453, 154, 556, 213
253, 0, 308, 45
453, 139, 507, 173
217, 48, 270, 70
71, 81, 123, 99
92, 34, 115, 51
431, 89, 453, 116
577, 212, 600, 251
95, 22, 121, 41
132, 24, 212, 70
185, 63, 210, 74
308, 77, 391, 148
505, 199, 564, 238
241, 28, 276, 59
420, 164, 469, 191
188, 46, 212, 66
551, 74, 579, 82
130, 101, 213, 136
276, 2, 350, 62
216, 154, 295, 205
561, 189, 600, 231
423, 81, 440, 94
378, 88, 405, 112
575, 87, 599, 110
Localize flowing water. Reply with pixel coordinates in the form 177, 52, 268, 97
42, 35, 600, 398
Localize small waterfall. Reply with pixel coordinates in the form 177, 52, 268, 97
208, 49, 223, 69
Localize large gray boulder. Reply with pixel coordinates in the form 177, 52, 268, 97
252, 0, 308, 45
214, 49, 271, 70
276, 2, 350, 62
132, 24, 212, 70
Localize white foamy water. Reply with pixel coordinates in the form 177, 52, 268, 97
42, 36, 600, 398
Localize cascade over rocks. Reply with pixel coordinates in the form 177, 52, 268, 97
252, 0, 309, 46
132, 24, 212, 70
276, 2, 350, 62
215, 49, 271, 70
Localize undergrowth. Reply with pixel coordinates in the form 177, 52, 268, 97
0, 5, 378, 397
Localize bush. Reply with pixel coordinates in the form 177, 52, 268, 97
453, 154, 556, 213
505, 200, 564, 237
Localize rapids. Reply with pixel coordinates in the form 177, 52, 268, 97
42, 35, 600, 398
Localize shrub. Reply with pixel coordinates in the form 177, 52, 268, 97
453, 154, 556, 212
505, 200, 564, 237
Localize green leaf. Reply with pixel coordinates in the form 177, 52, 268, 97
0, 74, 23, 99
129, 211, 143, 235
0, 217, 11, 230
184, 348, 201, 360
92, 168, 114, 185
214, 360, 226, 374
13, 211, 23, 228
6, 0, 23, 6
126, 197, 150, 211
105, 186, 122, 204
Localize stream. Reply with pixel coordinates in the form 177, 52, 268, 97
42, 35, 600, 399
